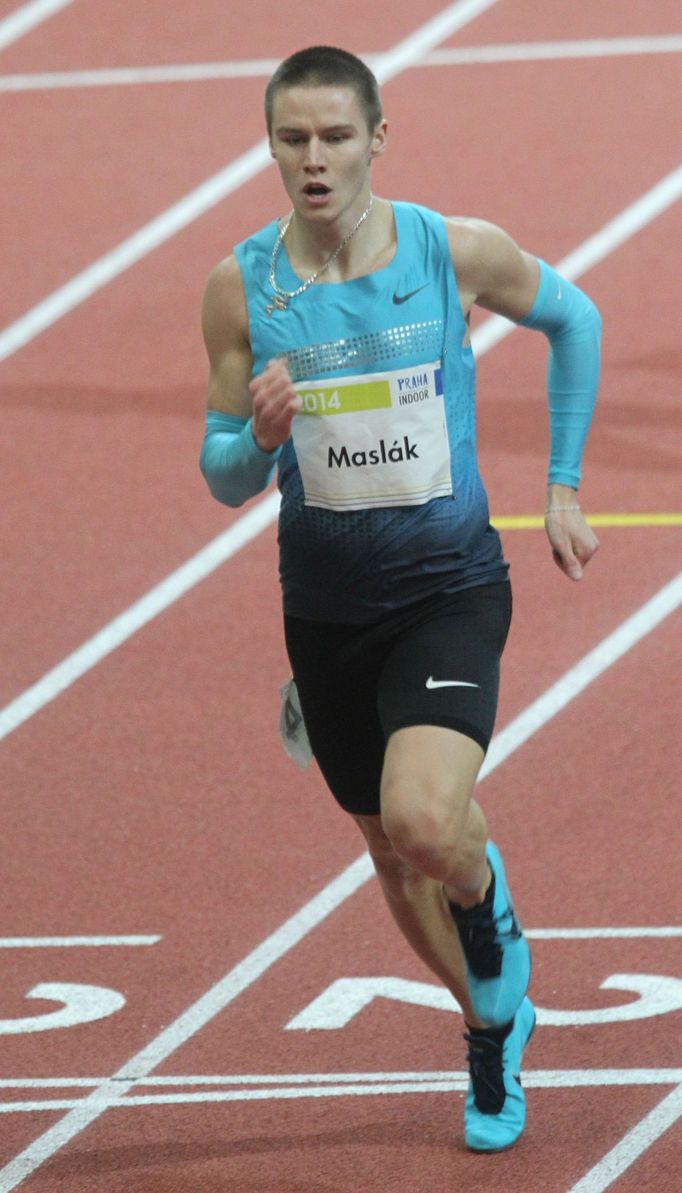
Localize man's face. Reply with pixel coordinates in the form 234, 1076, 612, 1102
269, 84, 386, 224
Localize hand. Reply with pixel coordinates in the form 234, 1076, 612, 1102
249, 358, 302, 452
544, 498, 599, 581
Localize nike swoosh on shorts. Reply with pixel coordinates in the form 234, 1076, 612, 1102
425, 676, 480, 689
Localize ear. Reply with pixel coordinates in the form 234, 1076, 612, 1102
370, 119, 388, 160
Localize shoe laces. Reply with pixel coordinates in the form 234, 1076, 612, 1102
464, 1031, 506, 1115
459, 915, 500, 977
454, 895, 522, 980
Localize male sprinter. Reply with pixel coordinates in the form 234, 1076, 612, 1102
200, 46, 600, 1151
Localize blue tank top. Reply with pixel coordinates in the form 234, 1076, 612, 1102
235, 201, 507, 623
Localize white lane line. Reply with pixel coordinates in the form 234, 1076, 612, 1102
0, 58, 283, 90
426, 35, 682, 66
364, 0, 499, 84
471, 163, 682, 356
2, 1068, 682, 1092
0, 0, 500, 366
567, 1083, 682, 1193
0, 138, 273, 363
555, 165, 682, 281
2, 165, 681, 745
0, 574, 679, 1187
2, 1071, 682, 1113
2, 36, 681, 91
0, 0, 73, 51
0, 491, 281, 742
5, 928, 673, 949
0, 936, 160, 948
526, 928, 682, 940
480, 571, 682, 779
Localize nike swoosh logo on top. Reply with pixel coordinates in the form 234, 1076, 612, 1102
392, 283, 429, 304
425, 676, 479, 690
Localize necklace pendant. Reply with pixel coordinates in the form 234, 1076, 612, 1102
266, 294, 289, 316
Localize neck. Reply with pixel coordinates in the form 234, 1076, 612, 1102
287, 193, 375, 266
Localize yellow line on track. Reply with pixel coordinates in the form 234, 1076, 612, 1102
492, 514, 682, 530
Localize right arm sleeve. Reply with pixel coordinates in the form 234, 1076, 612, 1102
518, 259, 602, 489
199, 410, 282, 507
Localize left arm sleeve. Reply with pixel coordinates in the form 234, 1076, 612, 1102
200, 410, 282, 507
519, 258, 602, 488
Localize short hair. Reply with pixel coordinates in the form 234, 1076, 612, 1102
265, 46, 383, 135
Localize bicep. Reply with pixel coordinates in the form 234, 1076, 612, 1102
201, 257, 254, 417
447, 217, 540, 323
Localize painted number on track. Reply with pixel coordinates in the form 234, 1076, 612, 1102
0, 983, 125, 1034
286, 974, 682, 1030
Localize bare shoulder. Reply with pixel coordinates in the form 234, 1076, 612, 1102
443, 216, 539, 320
444, 216, 517, 272
202, 254, 249, 352
201, 254, 254, 416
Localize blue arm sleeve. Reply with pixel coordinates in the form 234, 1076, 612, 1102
519, 258, 602, 488
199, 411, 282, 507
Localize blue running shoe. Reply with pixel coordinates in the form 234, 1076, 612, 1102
448, 841, 530, 1026
464, 996, 536, 1152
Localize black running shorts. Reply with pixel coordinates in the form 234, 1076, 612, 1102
283, 581, 512, 817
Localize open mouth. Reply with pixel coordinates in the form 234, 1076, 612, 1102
303, 183, 331, 197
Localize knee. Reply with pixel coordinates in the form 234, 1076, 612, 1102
355, 814, 426, 892
360, 827, 436, 911
384, 816, 455, 879
380, 780, 461, 880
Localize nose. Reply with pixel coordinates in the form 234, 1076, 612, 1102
304, 137, 326, 171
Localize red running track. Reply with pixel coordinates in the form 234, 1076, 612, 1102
1, 1, 681, 1190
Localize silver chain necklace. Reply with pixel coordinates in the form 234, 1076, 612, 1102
265, 195, 374, 316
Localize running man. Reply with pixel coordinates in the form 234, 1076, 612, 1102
200, 46, 600, 1151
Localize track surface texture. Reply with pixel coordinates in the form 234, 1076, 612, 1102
1, 1, 680, 1190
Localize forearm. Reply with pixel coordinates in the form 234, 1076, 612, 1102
200, 410, 282, 507
520, 259, 602, 489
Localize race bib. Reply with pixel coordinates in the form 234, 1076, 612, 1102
291, 361, 452, 511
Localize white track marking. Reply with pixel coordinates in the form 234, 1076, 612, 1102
4, 928, 674, 948
0, 984, 125, 1035
0, 936, 160, 948
0, 853, 373, 1189
0, 4, 678, 1184
426, 35, 682, 66
480, 571, 682, 778
0, 576, 680, 1186
0, 139, 273, 363
2, 168, 681, 743
2, 36, 681, 91
1, 1071, 682, 1114
361, 0, 499, 85
0, 0, 73, 51
567, 1083, 682, 1193
286, 974, 682, 1031
0, 59, 283, 90
3, 1069, 682, 1092
526, 928, 682, 940
0, 0, 500, 365
471, 164, 682, 356
0, 490, 281, 742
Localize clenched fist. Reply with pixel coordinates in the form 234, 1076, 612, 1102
249, 358, 302, 453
